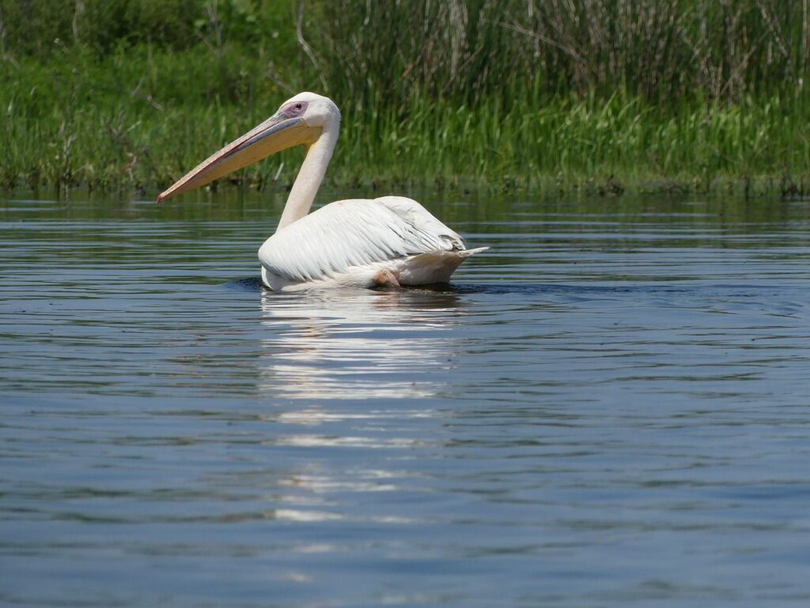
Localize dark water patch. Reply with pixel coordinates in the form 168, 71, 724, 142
220, 277, 265, 291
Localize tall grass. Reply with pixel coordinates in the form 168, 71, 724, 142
5, 0, 809, 103
308, 0, 810, 106
1, 0, 810, 194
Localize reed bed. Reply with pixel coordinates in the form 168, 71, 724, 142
1, 0, 810, 195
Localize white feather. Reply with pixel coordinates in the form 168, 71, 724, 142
259, 197, 486, 291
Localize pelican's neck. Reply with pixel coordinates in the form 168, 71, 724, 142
276, 122, 339, 232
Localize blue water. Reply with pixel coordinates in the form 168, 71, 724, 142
2, 192, 810, 606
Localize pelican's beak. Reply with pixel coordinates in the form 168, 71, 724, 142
157, 114, 320, 202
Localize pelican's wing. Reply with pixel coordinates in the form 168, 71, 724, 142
259, 197, 466, 282
374, 196, 465, 251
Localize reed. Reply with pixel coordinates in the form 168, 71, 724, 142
1, 0, 809, 195
309, 0, 810, 106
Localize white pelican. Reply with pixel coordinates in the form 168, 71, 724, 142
157, 92, 487, 291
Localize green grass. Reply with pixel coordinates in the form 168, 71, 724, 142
3, 49, 809, 196
2, 0, 810, 196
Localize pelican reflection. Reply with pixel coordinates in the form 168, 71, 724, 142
258, 287, 465, 401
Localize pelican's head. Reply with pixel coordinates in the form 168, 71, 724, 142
283, 91, 341, 129
157, 92, 339, 202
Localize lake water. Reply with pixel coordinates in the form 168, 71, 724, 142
2, 190, 810, 607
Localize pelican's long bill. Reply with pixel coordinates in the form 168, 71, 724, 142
157, 113, 320, 202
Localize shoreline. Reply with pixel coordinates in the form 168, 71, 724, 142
4, 173, 809, 203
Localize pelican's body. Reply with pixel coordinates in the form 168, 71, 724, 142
259, 196, 486, 291
158, 93, 486, 290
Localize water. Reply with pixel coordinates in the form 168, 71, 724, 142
2, 191, 810, 607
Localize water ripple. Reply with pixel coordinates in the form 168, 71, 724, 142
2, 193, 810, 607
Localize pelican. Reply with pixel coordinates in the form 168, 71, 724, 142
157, 92, 487, 291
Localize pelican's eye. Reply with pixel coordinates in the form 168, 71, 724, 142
281, 101, 308, 118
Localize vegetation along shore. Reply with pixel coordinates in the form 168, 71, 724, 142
2, 0, 810, 197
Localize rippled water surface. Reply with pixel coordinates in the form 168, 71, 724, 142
2, 191, 810, 607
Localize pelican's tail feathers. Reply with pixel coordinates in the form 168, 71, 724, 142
459, 246, 489, 257
396, 246, 488, 285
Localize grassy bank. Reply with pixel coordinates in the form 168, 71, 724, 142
3, 49, 809, 197
2, 1, 810, 196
